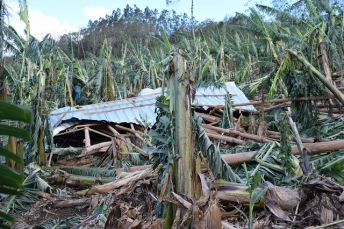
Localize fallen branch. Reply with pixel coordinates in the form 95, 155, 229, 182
172, 192, 192, 209
78, 141, 112, 157
267, 130, 314, 143
131, 143, 150, 157
55, 157, 97, 166
47, 173, 115, 187
52, 147, 83, 156
202, 124, 272, 143
197, 113, 221, 123
233, 95, 336, 107
74, 164, 162, 196
54, 198, 90, 208
130, 123, 152, 147
115, 164, 152, 174
221, 139, 344, 165
206, 132, 245, 145
115, 124, 145, 136
215, 181, 299, 221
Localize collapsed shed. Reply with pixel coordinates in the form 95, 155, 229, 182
48, 82, 254, 165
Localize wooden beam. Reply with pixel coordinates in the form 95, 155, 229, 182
130, 123, 152, 147
115, 124, 145, 136
78, 141, 112, 157
221, 139, 344, 165
233, 95, 336, 107
197, 113, 221, 123
88, 127, 113, 138
202, 124, 272, 143
52, 110, 71, 128
55, 127, 85, 137
206, 132, 245, 145
131, 143, 150, 157
84, 128, 91, 148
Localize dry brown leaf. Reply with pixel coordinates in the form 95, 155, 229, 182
171, 208, 181, 229
148, 218, 164, 229
257, 121, 267, 137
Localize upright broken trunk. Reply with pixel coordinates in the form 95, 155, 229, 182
38, 83, 46, 166
164, 49, 195, 228
172, 49, 194, 199
318, 23, 333, 85
6, 136, 16, 169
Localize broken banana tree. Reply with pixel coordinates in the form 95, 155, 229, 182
286, 49, 344, 106
150, 49, 237, 228
159, 49, 195, 228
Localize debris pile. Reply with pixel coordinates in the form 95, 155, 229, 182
8, 83, 344, 228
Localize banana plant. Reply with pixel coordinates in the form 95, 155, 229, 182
0, 101, 32, 227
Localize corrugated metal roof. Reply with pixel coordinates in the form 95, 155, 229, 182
49, 82, 255, 134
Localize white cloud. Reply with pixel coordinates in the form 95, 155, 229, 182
6, 1, 78, 40
83, 6, 111, 21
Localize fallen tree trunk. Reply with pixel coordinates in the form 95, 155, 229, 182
55, 157, 97, 166
318, 108, 343, 113
130, 123, 152, 147
260, 102, 291, 113
267, 130, 314, 143
131, 143, 150, 157
78, 141, 112, 157
47, 173, 115, 187
202, 124, 272, 143
206, 132, 245, 145
74, 165, 162, 196
222, 139, 344, 165
115, 164, 153, 174
203, 126, 221, 134
54, 198, 90, 208
214, 181, 299, 221
197, 113, 221, 123
52, 147, 83, 156
114, 124, 145, 136
69, 140, 344, 175
233, 95, 336, 107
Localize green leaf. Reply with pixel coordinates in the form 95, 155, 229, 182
0, 125, 31, 141
0, 101, 33, 124
0, 165, 24, 189
0, 210, 14, 223
252, 189, 267, 204
159, 27, 172, 53
18, 0, 30, 42
0, 224, 12, 229
0, 186, 24, 196
229, 203, 249, 222
0, 148, 23, 164
253, 173, 261, 183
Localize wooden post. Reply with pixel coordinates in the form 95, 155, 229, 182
84, 128, 91, 148
111, 137, 118, 165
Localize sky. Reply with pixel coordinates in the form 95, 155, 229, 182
5, 0, 269, 40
